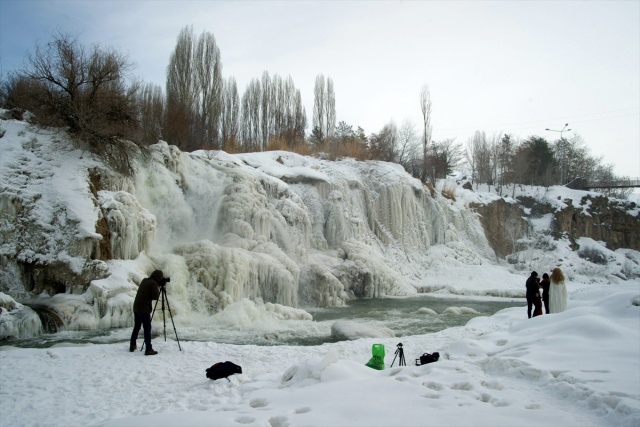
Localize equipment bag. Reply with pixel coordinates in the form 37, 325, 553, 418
206, 361, 242, 381
416, 352, 440, 366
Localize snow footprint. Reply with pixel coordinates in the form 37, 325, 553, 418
450, 382, 474, 391
249, 398, 268, 408
422, 393, 441, 399
480, 380, 505, 390
294, 407, 311, 414
477, 392, 510, 407
235, 416, 256, 424
422, 381, 445, 391
269, 415, 290, 427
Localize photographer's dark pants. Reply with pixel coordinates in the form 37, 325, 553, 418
543, 298, 550, 314
130, 312, 152, 348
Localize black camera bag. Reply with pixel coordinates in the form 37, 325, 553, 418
206, 361, 242, 381
417, 352, 440, 365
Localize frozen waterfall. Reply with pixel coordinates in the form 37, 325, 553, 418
0, 119, 497, 337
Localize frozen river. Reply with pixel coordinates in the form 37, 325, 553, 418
1, 295, 522, 348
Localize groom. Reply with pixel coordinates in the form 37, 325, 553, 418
525, 271, 541, 318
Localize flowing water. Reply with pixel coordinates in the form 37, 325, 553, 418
1, 295, 522, 349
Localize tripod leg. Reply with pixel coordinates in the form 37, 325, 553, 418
391, 350, 398, 367
162, 289, 182, 351
161, 291, 168, 342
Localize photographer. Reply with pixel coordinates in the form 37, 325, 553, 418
129, 270, 166, 355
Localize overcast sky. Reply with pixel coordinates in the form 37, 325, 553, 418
1, 0, 639, 177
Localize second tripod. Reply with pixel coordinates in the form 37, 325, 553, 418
391, 342, 406, 367
142, 284, 182, 351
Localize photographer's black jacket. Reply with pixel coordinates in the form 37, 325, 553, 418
133, 272, 161, 314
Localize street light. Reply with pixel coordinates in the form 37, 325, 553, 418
545, 123, 571, 185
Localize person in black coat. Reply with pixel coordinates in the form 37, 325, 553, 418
539, 273, 551, 314
525, 271, 541, 318
129, 270, 164, 355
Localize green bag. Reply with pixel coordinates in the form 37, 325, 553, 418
365, 343, 385, 370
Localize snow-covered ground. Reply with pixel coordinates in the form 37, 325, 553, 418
1, 283, 638, 427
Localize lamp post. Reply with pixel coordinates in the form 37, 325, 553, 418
545, 123, 571, 185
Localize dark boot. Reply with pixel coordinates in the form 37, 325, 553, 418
145, 347, 158, 356
129, 343, 137, 352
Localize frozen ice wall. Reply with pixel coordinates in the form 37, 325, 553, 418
123, 145, 496, 319
0, 118, 498, 335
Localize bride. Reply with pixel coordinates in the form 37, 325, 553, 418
549, 267, 568, 313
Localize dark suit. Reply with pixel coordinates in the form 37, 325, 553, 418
525, 275, 540, 318
540, 279, 550, 314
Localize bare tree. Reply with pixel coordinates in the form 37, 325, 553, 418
166, 26, 224, 151
488, 133, 503, 192
325, 77, 335, 139
260, 71, 272, 149
511, 138, 530, 196
270, 74, 306, 146
465, 135, 477, 186
138, 82, 164, 146
165, 26, 196, 150
221, 76, 239, 150
237, 72, 307, 151
311, 74, 336, 143
194, 30, 222, 149
292, 89, 307, 145
369, 121, 398, 162
0, 73, 40, 111
21, 31, 140, 175
474, 131, 492, 188
434, 138, 464, 179
312, 74, 325, 141
497, 134, 515, 192
420, 84, 433, 182
241, 78, 262, 151
397, 119, 421, 175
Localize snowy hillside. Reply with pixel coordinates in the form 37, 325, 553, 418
0, 113, 638, 338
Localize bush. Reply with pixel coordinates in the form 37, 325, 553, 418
534, 235, 557, 251
440, 182, 457, 201
578, 247, 608, 265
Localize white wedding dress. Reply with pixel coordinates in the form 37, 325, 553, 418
549, 279, 567, 313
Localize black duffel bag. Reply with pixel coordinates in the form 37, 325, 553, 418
416, 352, 440, 366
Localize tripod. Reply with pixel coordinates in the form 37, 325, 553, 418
391, 343, 406, 367
142, 285, 182, 351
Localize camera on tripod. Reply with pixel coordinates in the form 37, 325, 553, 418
391, 342, 406, 367
146, 274, 181, 351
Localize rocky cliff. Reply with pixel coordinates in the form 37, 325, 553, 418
471, 190, 639, 258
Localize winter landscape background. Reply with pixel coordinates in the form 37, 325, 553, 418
0, 114, 639, 426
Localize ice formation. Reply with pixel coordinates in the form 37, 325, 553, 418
330, 320, 396, 340
0, 117, 502, 337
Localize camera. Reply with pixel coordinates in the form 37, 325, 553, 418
165, 277, 171, 283
396, 343, 403, 347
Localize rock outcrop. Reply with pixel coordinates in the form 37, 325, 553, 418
470, 199, 529, 257
472, 193, 639, 257
552, 195, 639, 251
